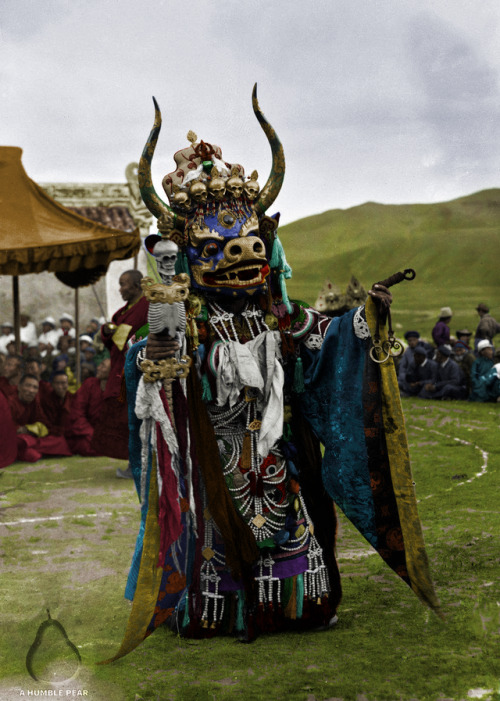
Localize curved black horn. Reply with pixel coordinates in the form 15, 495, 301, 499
252, 84, 285, 216
138, 98, 184, 229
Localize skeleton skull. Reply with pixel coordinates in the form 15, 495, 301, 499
208, 176, 226, 201
190, 180, 208, 204
226, 174, 244, 199
172, 189, 192, 211
244, 178, 260, 201
152, 239, 179, 284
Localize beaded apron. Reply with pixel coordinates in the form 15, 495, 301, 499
190, 301, 330, 630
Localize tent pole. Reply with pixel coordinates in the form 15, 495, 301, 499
13, 276, 21, 355
75, 287, 81, 386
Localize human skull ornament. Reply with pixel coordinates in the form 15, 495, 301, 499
190, 180, 208, 204
152, 239, 179, 284
244, 176, 260, 201
208, 168, 227, 201
172, 188, 192, 211
226, 174, 244, 199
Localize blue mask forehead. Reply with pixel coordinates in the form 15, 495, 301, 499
203, 211, 241, 239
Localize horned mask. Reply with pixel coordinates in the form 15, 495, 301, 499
140, 85, 286, 300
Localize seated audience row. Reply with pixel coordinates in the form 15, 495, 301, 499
398, 330, 500, 402
0, 314, 103, 360
0, 358, 111, 468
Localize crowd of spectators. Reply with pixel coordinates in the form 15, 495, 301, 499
0, 312, 107, 387
397, 303, 500, 402
0, 269, 150, 473
0, 312, 113, 468
2, 293, 498, 472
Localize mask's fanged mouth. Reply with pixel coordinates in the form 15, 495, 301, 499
204, 263, 270, 288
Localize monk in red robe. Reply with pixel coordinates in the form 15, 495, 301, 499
0, 356, 22, 399
0, 390, 17, 468
67, 359, 110, 456
91, 271, 148, 460
7, 374, 72, 462
39, 371, 74, 437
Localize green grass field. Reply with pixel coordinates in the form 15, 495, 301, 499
0, 398, 499, 701
281, 188, 500, 341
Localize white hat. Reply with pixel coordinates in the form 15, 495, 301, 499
59, 313, 74, 324
28, 341, 39, 349
477, 339, 493, 352
439, 306, 453, 318
2, 321, 13, 328
79, 334, 93, 344
42, 316, 56, 327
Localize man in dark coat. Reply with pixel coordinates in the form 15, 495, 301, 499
452, 341, 475, 396
397, 331, 433, 394
419, 346, 467, 400
456, 329, 473, 351
432, 307, 452, 348
401, 348, 438, 396
474, 303, 500, 352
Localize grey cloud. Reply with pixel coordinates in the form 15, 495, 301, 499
407, 12, 500, 178
2, 0, 500, 224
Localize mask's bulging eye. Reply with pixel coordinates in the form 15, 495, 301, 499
202, 242, 219, 257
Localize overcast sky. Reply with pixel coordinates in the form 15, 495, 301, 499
2, 0, 500, 225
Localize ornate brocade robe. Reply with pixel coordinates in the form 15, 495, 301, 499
104, 297, 440, 661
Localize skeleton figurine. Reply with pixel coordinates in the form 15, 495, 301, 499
148, 239, 187, 344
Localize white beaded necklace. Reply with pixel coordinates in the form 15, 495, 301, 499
208, 301, 269, 342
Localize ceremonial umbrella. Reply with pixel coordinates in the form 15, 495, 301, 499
0, 146, 141, 380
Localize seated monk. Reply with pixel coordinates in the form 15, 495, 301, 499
67, 359, 110, 456
39, 371, 74, 437
0, 390, 17, 468
0, 356, 22, 399
24, 358, 51, 389
7, 374, 72, 463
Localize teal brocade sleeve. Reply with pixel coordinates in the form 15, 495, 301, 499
299, 310, 378, 547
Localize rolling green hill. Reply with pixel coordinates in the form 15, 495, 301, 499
281, 188, 500, 341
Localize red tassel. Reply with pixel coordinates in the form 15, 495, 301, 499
265, 603, 276, 632
245, 612, 256, 642
321, 594, 331, 619
275, 602, 285, 630
256, 602, 265, 630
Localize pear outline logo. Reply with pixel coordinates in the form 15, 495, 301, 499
26, 609, 82, 684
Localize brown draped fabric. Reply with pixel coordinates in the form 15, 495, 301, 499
0, 147, 140, 276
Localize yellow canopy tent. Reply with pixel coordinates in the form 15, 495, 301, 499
0, 146, 141, 376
